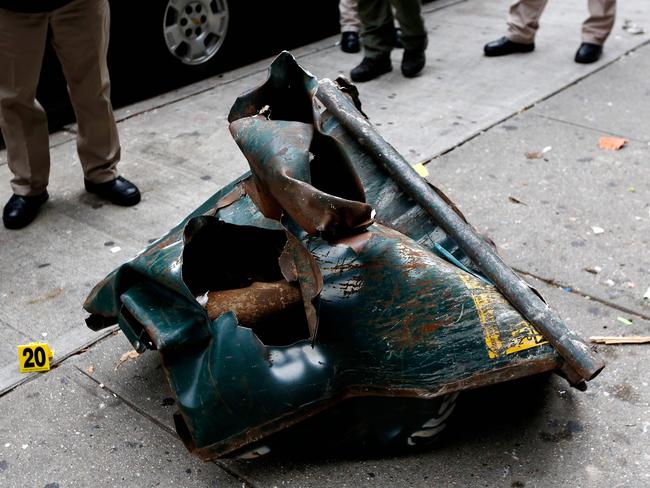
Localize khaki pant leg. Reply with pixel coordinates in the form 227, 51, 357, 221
506, 0, 549, 43
49, 0, 119, 184
358, 0, 395, 58
0, 10, 51, 196
340, 0, 361, 33
391, 0, 427, 52
582, 0, 616, 45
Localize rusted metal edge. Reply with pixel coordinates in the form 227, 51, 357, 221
314, 79, 604, 386
182, 356, 559, 459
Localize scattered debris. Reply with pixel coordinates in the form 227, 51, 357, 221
110, 246, 122, 254
508, 196, 527, 205
598, 136, 628, 151
605, 279, 616, 287
114, 350, 140, 370
622, 19, 645, 35
591, 226, 605, 234
584, 266, 602, 274
86, 365, 95, 375
617, 317, 633, 326
590, 336, 650, 345
643, 286, 650, 300
525, 146, 552, 160
413, 162, 429, 178
195, 291, 209, 307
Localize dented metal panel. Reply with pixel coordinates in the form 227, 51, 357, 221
83, 52, 600, 459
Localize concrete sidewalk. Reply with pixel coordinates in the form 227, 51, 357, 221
1, 0, 649, 486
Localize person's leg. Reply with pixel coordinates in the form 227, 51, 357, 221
357, 0, 395, 59
351, 0, 394, 81
390, 0, 427, 52
49, 0, 120, 185
340, 0, 361, 33
390, 0, 427, 77
339, 0, 361, 53
0, 9, 50, 197
582, 0, 616, 45
506, 0, 548, 43
484, 0, 544, 56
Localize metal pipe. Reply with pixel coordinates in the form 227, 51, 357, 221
316, 79, 604, 385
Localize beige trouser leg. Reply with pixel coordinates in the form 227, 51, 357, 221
340, 0, 361, 33
582, 0, 616, 45
0, 10, 51, 196
50, 0, 119, 184
506, 0, 548, 44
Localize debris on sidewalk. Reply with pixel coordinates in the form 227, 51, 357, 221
508, 196, 527, 205
584, 266, 602, 274
598, 136, 628, 151
643, 286, 650, 300
83, 52, 603, 460
525, 146, 552, 159
622, 19, 645, 35
114, 350, 139, 370
617, 317, 633, 326
591, 226, 605, 234
590, 336, 650, 345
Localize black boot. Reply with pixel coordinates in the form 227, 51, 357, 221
3, 192, 49, 229
575, 42, 602, 64
350, 55, 392, 82
340, 31, 360, 53
84, 176, 141, 206
401, 49, 426, 78
484, 36, 534, 56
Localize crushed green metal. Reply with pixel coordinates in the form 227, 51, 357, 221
83, 52, 602, 460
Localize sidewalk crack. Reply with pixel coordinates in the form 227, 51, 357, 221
530, 113, 649, 143
514, 268, 650, 321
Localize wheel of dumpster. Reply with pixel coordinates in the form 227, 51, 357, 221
156, 0, 234, 75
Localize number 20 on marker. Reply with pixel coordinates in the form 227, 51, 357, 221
18, 343, 53, 373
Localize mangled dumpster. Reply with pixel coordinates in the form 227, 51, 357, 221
83, 52, 604, 460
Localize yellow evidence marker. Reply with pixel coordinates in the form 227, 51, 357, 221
18, 343, 54, 373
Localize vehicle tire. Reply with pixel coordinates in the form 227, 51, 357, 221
153, 0, 236, 77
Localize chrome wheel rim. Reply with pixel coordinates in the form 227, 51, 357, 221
163, 0, 229, 66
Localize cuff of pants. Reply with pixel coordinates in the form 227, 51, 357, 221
506, 32, 535, 44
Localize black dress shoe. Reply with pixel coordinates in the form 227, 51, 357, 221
575, 42, 602, 64
84, 176, 141, 206
350, 55, 392, 82
401, 48, 426, 77
484, 36, 534, 56
340, 31, 360, 53
3, 192, 49, 229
